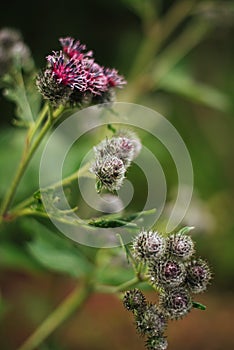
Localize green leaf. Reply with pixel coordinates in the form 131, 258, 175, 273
107, 123, 116, 133
23, 219, 93, 278
177, 226, 195, 235
88, 208, 156, 229
159, 67, 231, 112
192, 301, 206, 311
1, 71, 41, 123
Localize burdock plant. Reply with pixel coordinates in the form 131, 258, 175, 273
123, 227, 212, 349
0, 22, 212, 350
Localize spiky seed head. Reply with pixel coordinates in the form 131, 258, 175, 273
146, 336, 168, 350
113, 137, 135, 167
135, 303, 167, 337
159, 287, 192, 320
116, 128, 142, 159
185, 258, 212, 293
123, 289, 147, 313
90, 154, 125, 192
149, 258, 186, 288
168, 233, 195, 260
94, 134, 140, 168
132, 230, 167, 263
36, 68, 72, 106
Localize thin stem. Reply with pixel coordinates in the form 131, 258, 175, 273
119, 18, 211, 102
52, 161, 92, 189
17, 282, 92, 350
127, 0, 197, 80
10, 162, 92, 216
0, 105, 64, 218
27, 103, 49, 144
95, 275, 148, 294
0, 119, 51, 217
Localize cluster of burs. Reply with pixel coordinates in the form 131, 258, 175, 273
123, 228, 211, 350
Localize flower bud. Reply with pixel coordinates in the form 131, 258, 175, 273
132, 230, 166, 263
186, 258, 211, 293
159, 287, 192, 320
146, 336, 168, 350
135, 303, 167, 337
167, 232, 194, 260
149, 258, 186, 288
123, 289, 147, 313
116, 128, 142, 159
36, 68, 72, 106
90, 154, 125, 192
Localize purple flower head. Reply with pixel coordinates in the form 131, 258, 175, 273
159, 287, 192, 320
90, 154, 126, 192
185, 258, 211, 293
37, 35, 127, 106
83, 60, 108, 95
46, 51, 86, 90
59, 37, 93, 61
149, 259, 186, 288
104, 68, 127, 88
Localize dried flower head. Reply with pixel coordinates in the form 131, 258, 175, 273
186, 258, 211, 293
149, 259, 186, 288
135, 303, 167, 337
159, 287, 192, 320
90, 154, 125, 192
168, 232, 194, 260
123, 289, 147, 313
132, 230, 166, 263
146, 336, 168, 350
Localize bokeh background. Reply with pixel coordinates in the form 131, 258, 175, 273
0, 0, 234, 349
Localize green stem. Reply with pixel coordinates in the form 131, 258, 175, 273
0, 120, 51, 217
95, 275, 148, 294
17, 282, 92, 350
51, 161, 92, 189
0, 105, 64, 218
10, 161, 92, 216
127, 0, 197, 80
27, 103, 49, 144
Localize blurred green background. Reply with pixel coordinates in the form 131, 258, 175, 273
0, 0, 234, 349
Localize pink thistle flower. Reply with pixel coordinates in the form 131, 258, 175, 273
83, 59, 108, 95
59, 37, 93, 61
104, 68, 126, 88
37, 36, 127, 107
46, 51, 87, 90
